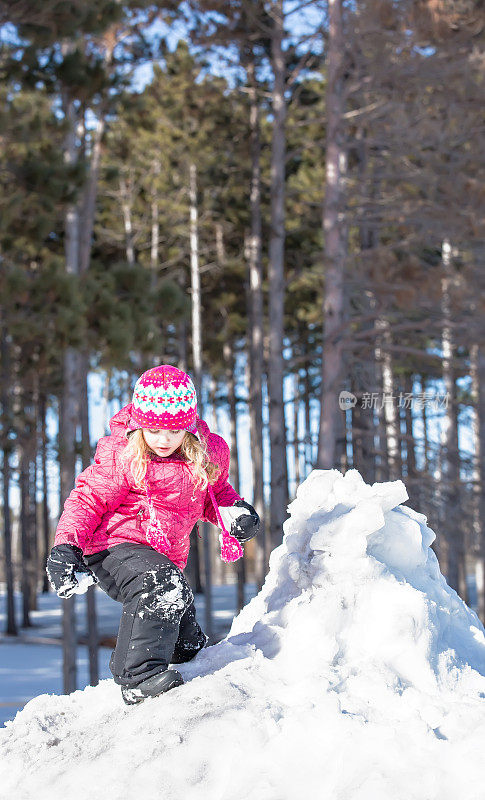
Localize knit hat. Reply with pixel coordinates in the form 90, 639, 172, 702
128, 365, 199, 438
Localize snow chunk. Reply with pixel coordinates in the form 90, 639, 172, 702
71, 571, 96, 595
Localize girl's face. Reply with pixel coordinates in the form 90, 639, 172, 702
142, 428, 186, 457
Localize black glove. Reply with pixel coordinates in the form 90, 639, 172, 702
230, 500, 260, 543
46, 544, 97, 598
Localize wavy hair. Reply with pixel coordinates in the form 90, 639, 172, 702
120, 428, 221, 491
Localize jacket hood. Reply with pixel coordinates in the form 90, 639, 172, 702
109, 403, 211, 441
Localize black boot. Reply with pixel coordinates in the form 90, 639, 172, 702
121, 669, 184, 706
171, 602, 208, 664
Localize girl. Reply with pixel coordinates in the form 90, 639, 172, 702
47, 365, 260, 705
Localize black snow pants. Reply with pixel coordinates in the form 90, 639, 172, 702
84, 543, 207, 688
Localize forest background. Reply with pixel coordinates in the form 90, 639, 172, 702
1, 0, 484, 692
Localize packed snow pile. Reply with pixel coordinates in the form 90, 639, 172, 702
2, 469, 485, 800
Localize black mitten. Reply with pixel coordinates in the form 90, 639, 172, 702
230, 500, 260, 543
46, 544, 97, 598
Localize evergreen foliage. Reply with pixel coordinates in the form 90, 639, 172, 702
1, 0, 484, 633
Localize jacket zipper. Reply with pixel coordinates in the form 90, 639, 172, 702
106, 508, 144, 535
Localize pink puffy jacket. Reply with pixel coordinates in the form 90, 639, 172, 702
54, 404, 241, 570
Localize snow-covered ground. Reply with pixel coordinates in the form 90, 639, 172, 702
0, 642, 113, 728
0, 581, 255, 727
1, 469, 485, 800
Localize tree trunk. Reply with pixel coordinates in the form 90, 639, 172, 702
79, 351, 91, 470
336, 396, 348, 473
151, 202, 159, 272
40, 393, 51, 593
178, 320, 188, 373
85, 588, 99, 686
433, 411, 447, 573
317, 0, 347, 469
351, 396, 375, 483
470, 341, 485, 622
208, 375, 223, 586
17, 378, 37, 619
374, 377, 387, 481
403, 372, 419, 510
151, 180, 159, 292
375, 317, 401, 480
438, 241, 462, 594
420, 374, 431, 526
120, 174, 135, 265
189, 160, 209, 611
189, 162, 202, 394
79, 123, 102, 690
419, 374, 437, 562
349, 309, 378, 482
2, 441, 16, 633
29, 377, 39, 610
354, 136, 379, 484
79, 349, 99, 686
268, 0, 289, 550
245, 49, 266, 586
303, 344, 313, 476
420, 375, 430, 474
451, 374, 467, 602
64, 93, 106, 692
19, 443, 31, 628
102, 368, 111, 432
78, 105, 104, 687
223, 339, 246, 611
59, 364, 78, 693
177, 268, 188, 373
60, 55, 112, 690
1, 323, 17, 634
60, 80, 81, 694
79, 115, 105, 274
293, 370, 301, 491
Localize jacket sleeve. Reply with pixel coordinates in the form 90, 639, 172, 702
201, 435, 242, 526
54, 438, 133, 551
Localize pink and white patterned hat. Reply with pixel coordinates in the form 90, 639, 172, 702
128, 365, 199, 437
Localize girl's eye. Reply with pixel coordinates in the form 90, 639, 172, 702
148, 429, 179, 435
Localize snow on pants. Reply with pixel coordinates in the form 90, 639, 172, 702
84, 543, 207, 688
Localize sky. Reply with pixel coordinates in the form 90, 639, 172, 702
128, 0, 326, 93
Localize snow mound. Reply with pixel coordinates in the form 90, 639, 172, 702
2, 469, 485, 800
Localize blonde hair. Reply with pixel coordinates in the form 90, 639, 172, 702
121, 428, 221, 491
